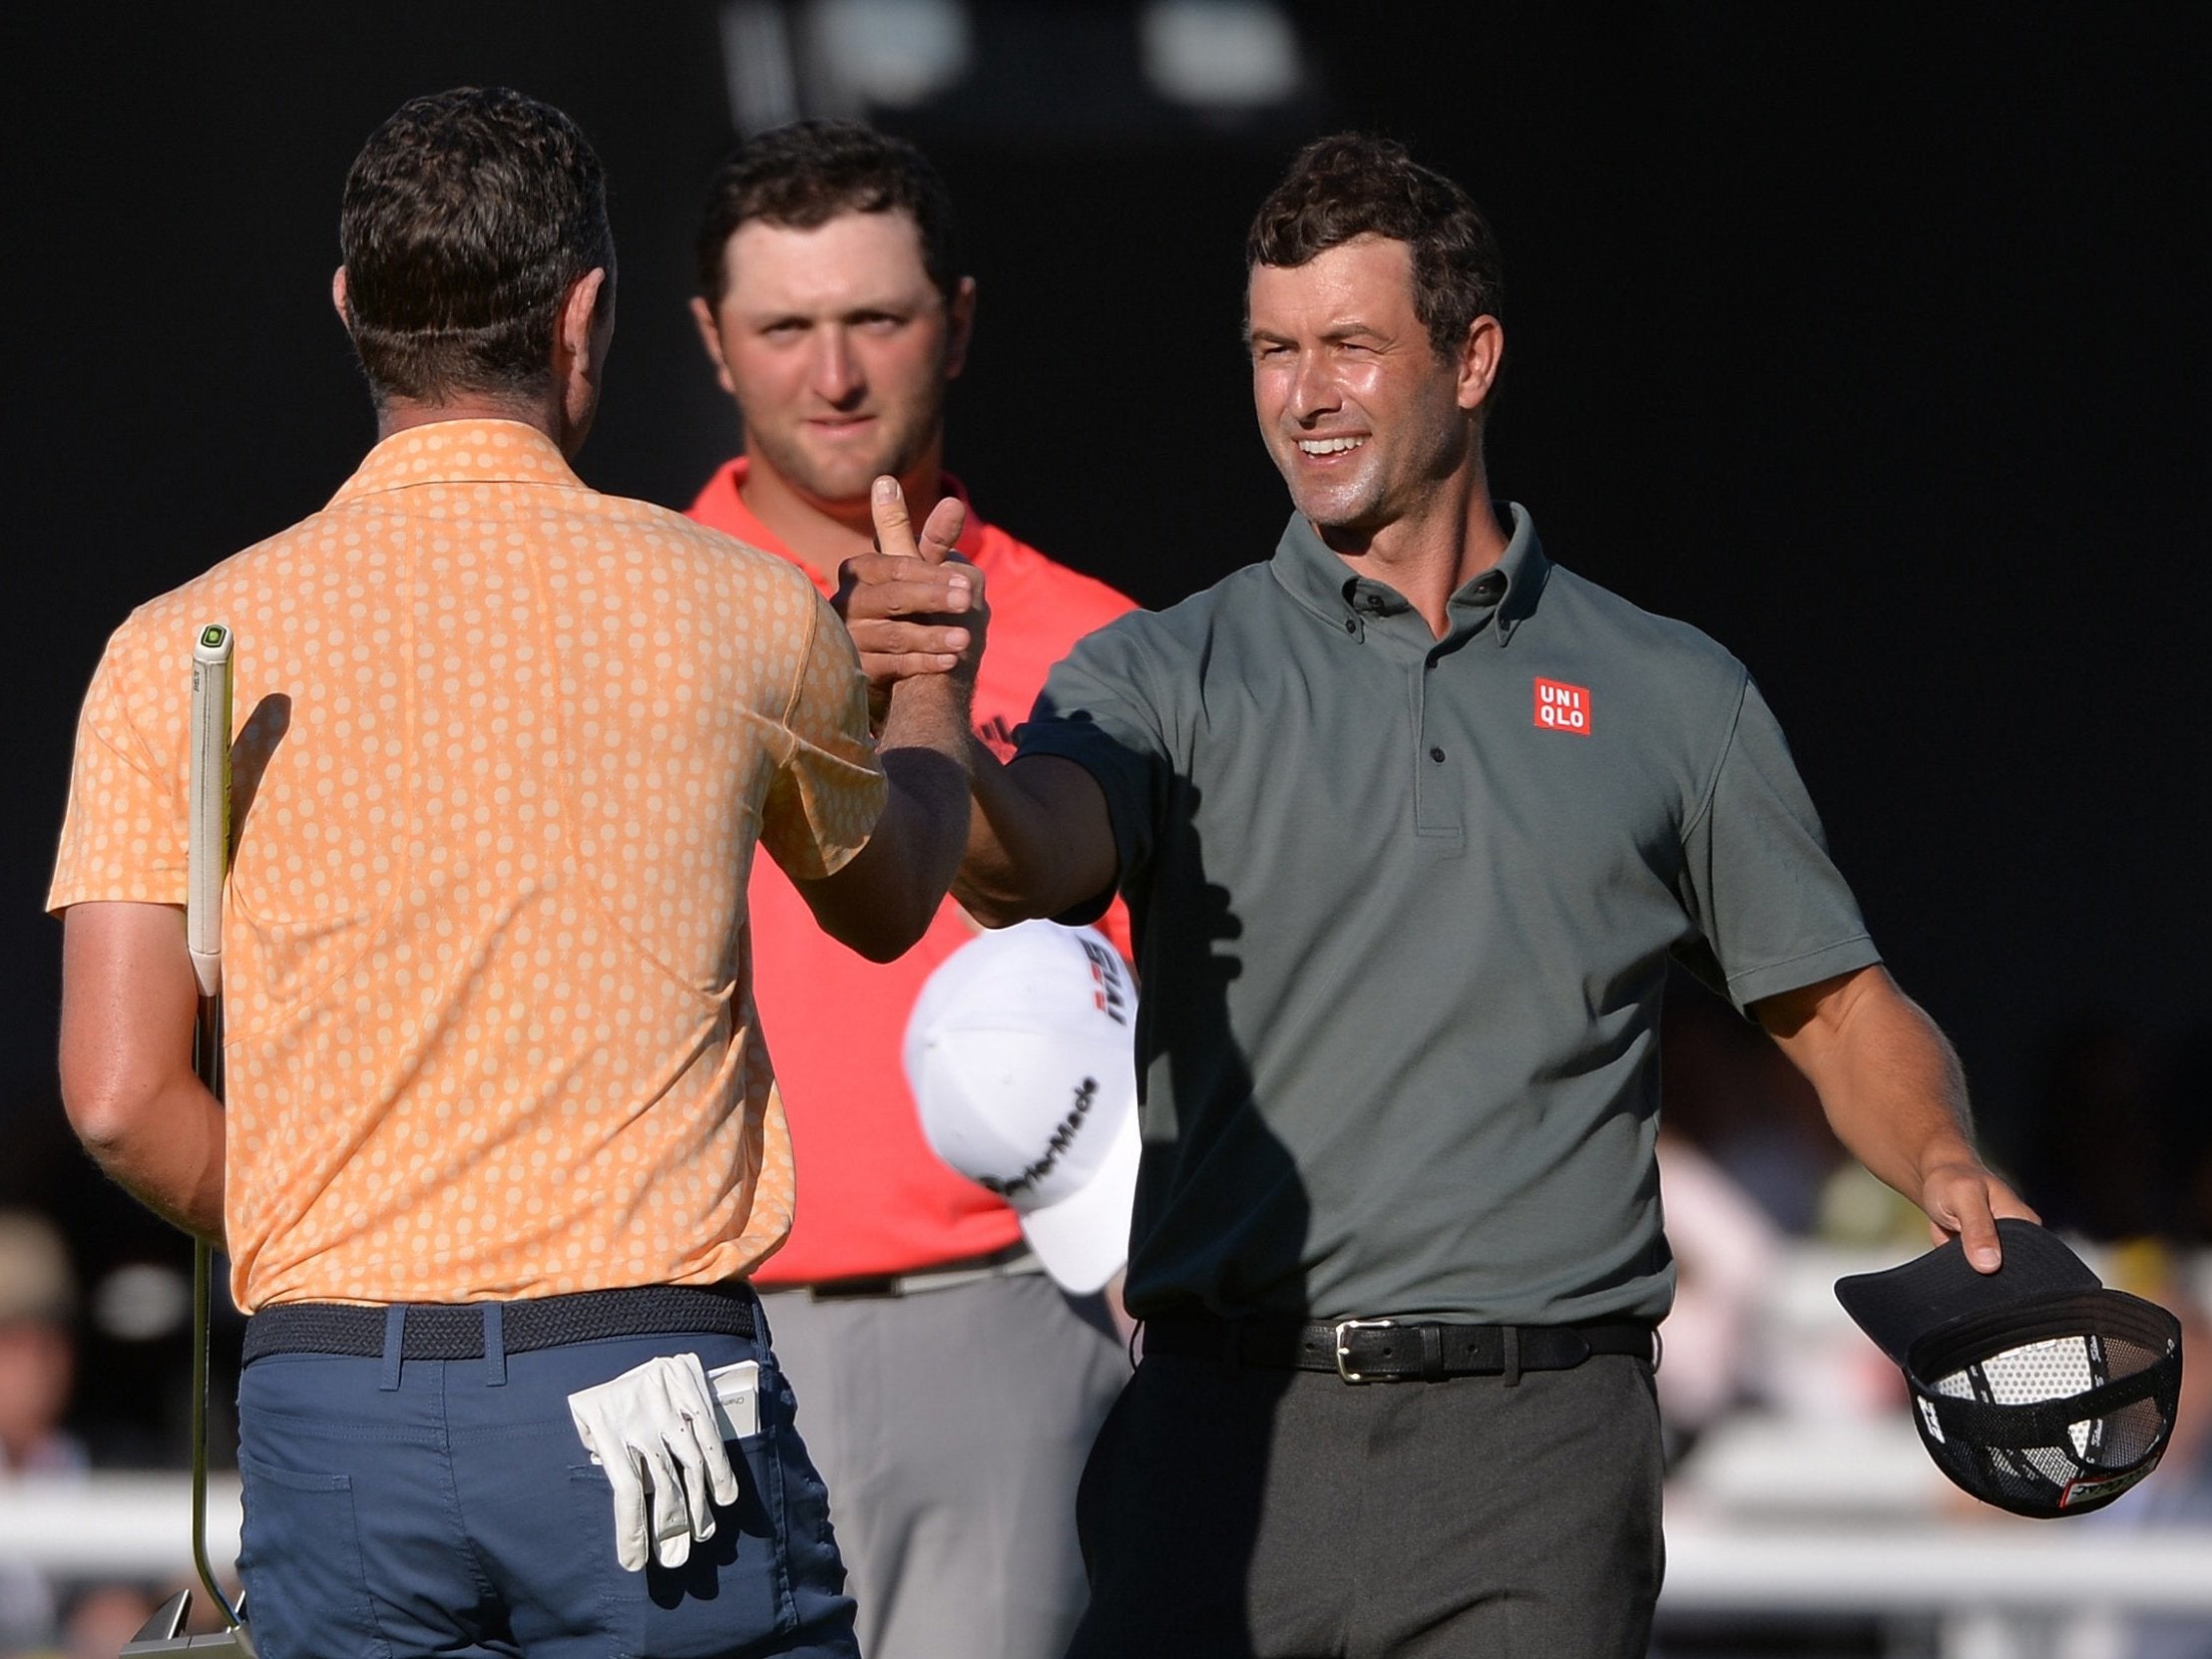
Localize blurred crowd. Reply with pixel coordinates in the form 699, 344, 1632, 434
1651, 985, 2212, 1659
0, 1207, 222, 1656
2, 977, 2206, 1657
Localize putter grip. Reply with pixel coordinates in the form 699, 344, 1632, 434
187, 623, 233, 998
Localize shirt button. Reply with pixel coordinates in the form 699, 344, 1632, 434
1429, 746, 1447, 763
1344, 619, 1359, 634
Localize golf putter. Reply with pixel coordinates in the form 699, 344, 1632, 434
123, 624, 254, 1657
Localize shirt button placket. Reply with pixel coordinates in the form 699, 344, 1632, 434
1413, 659, 1465, 841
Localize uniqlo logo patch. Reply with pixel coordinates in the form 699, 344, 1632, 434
1533, 678, 1592, 735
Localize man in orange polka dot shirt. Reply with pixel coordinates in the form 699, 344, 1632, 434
50, 89, 982, 1658
683, 122, 1135, 1659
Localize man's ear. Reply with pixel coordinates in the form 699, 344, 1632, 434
559, 266, 610, 364
942, 276, 978, 382
688, 295, 737, 397
1456, 314, 1504, 413
331, 266, 350, 326
551, 266, 614, 453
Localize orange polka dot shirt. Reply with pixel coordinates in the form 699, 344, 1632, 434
49, 421, 886, 1311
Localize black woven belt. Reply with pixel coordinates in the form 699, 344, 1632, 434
242, 1283, 757, 1365
1142, 1312, 1655, 1383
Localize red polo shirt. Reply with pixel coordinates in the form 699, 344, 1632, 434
687, 459, 1136, 1282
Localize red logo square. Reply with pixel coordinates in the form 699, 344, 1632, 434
1533, 678, 1592, 736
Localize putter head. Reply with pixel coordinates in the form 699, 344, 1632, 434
119, 1590, 257, 1657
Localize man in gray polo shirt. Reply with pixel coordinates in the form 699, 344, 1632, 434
846, 133, 2033, 1657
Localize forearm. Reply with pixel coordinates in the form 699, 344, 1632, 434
792, 673, 974, 962
1760, 967, 2033, 1266
870, 674, 977, 941
952, 745, 1115, 927
954, 736, 1055, 925
71, 1072, 227, 1242
59, 902, 227, 1243
1813, 993, 1978, 1199
1760, 967, 1984, 1197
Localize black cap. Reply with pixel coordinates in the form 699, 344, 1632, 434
1834, 1219, 2183, 1518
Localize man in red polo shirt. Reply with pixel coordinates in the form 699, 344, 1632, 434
684, 121, 1135, 1659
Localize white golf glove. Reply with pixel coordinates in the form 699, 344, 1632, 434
568, 1352, 740, 1571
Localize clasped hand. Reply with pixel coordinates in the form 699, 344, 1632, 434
834, 475, 989, 704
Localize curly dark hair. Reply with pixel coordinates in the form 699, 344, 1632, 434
338, 87, 614, 405
693, 119, 960, 305
1246, 134, 1503, 359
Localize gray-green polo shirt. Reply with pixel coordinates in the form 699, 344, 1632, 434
1018, 504, 1878, 1326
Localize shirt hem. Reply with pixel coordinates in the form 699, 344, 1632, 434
1723, 935, 1882, 1012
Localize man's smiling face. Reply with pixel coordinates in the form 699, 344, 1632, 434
1247, 234, 1478, 538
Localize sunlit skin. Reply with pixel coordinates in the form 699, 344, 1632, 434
690, 211, 975, 575
1247, 234, 1505, 634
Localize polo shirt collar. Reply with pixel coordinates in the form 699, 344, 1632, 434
1268, 500, 1550, 646
688, 457, 996, 593
328, 419, 586, 506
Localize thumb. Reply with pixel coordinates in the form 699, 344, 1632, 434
1927, 1174, 2004, 1274
915, 495, 967, 566
868, 477, 967, 566
869, 475, 920, 560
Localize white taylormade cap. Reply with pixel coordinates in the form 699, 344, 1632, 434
903, 921, 1140, 1295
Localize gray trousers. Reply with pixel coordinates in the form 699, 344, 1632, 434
1068, 1348, 1664, 1659
761, 1273, 1128, 1659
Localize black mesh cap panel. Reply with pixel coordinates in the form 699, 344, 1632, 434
1903, 1291, 2182, 1518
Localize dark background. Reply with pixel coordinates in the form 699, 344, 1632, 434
6, 3, 2208, 1344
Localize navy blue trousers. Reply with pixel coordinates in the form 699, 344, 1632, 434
234, 1310, 857, 1659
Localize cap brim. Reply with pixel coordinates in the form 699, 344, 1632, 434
1015, 1097, 1140, 1296
1835, 1219, 2101, 1364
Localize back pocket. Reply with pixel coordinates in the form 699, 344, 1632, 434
568, 1430, 799, 1659
235, 1448, 393, 1659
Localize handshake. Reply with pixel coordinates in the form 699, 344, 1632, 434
834, 475, 991, 709
567, 1354, 761, 1572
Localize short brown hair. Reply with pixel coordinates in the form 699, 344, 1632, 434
1247, 134, 1503, 358
694, 119, 960, 305
338, 87, 614, 405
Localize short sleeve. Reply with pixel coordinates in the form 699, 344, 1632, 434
1674, 674, 1880, 1011
49, 622, 187, 913
758, 596, 887, 882
1013, 613, 1174, 925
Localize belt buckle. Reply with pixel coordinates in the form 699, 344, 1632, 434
1333, 1317, 1397, 1384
